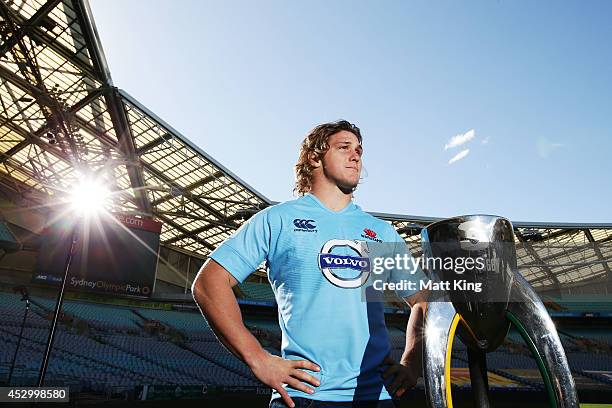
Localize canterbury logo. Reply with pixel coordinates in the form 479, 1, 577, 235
293, 219, 316, 229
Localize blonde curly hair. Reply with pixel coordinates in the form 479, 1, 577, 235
294, 120, 362, 196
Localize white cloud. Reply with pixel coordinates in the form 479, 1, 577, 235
448, 149, 470, 165
445, 129, 475, 150
536, 136, 564, 158
481, 136, 490, 145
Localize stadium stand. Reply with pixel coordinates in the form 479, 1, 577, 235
32, 297, 141, 331
238, 282, 276, 302
134, 308, 212, 332
1, 289, 612, 401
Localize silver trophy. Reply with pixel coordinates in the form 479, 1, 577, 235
421, 215, 578, 408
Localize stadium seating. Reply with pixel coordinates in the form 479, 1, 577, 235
545, 295, 612, 313
30, 296, 141, 330
1, 290, 610, 395
136, 308, 211, 332
0, 292, 48, 327
98, 333, 258, 386
244, 317, 282, 336
0, 325, 165, 388
238, 282, 275, 301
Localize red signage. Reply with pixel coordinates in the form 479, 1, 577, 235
113, 214, 162, 234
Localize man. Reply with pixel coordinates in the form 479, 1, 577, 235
192, 120, 427, 407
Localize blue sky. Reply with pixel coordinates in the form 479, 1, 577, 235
89, 0, 611, 223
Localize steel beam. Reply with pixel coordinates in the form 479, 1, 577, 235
0, 1, 98, 80
0, 0, 62, 59
584, 229, 612, 289
72, 0, 113, 84
141, 161, 235, 226
150, 171, 224, 206
0, 87, 104, 164
516, 229, 562, 291
156, 213, 216, 252
102, 87, 152, 216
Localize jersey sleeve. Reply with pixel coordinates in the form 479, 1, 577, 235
208, 208, 272, 284
388, 229, 427, 299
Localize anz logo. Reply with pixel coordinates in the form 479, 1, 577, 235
318, 239, 371, 289
293, 219, 317, 232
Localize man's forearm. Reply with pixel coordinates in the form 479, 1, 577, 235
192, 273, 266, 367
401, 300, 427, 371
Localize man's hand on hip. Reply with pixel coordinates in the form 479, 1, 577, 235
248, 351, 321, 408
381, 355, 419, 398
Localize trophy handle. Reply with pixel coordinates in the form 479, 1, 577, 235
424, 301, 459, 408
507, 273, 579, 408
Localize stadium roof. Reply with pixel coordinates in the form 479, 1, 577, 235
0, 0, 270, 256
0, 0, 610, 292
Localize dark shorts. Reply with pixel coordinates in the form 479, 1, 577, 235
269, 397, 399, 408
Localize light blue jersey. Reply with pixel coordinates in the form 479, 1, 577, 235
210, 193, 422, 402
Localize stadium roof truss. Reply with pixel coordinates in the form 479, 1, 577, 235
0, 0, 270, 256
0, 0, 610, 293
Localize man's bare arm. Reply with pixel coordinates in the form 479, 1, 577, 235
401, 290, 428, 368
191, 258, 320, 407
382, 290, 428, 398
191, 258, 264, 364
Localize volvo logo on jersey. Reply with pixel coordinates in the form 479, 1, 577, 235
318, 239, 371, 288
293, 218, 317, 232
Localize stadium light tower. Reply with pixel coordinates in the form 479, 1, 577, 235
38, 177, 111, 386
